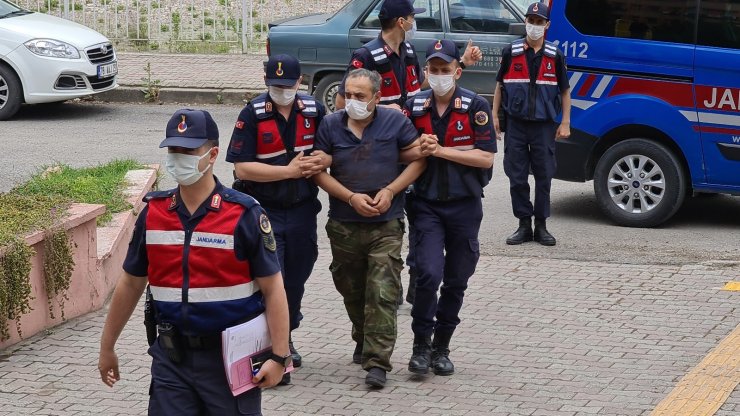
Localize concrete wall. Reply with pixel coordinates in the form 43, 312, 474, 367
0, 167, 158, 349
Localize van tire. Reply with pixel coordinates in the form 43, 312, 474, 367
314, 72, 343, 113
0, 65, 22, 121
593, 139, 686, 228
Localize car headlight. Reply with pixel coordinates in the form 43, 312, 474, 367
24, 39, 81, 59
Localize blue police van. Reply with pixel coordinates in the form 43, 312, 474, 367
546, 0, 740, 227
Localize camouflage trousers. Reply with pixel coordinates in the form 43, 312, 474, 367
325, 218, 405, 371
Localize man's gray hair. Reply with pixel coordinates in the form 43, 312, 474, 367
345, 68, 381, 95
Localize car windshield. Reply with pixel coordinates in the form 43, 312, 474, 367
0, 0, 26, 17
509, 0, 529, 14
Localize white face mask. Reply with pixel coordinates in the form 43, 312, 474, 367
403, 19, 417, 41
165, 149, 213, 186
345, 99, 374, 120
526, 23, 546, 40
268, 86, 297, 106
428, 74, 456, 96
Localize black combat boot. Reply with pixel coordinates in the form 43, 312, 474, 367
534, 218, 556, 246
289, 334, 302, 367
406, 267, 417, 305
408, 335, 432, 374
431, 331, 455, 376
506, 217, 533, 245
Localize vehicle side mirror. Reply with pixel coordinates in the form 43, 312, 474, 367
508, 23, 526, 36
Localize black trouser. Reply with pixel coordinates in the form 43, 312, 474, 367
503, 118, 558, 220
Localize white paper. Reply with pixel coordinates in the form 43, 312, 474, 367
221, 313, 272, 369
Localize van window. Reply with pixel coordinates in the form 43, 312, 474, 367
448, 0, 518, 33
698, 0, 740, 49
565, 0, 696, 44
360, 0, 442, 31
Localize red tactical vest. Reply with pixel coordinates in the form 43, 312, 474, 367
144, 191, 262, 335
502, 39, 561, 121
363, 38, 421, 105
253, 94, 318, 160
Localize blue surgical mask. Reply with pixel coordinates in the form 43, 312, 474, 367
345, 99, 373, 120
403, 19, 417, 41
268, 86, 297, 106
165, 150, 212, 186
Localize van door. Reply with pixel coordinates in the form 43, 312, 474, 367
442, 0, 523, 99
348, 0, 445, 59
694, 0, 740, 187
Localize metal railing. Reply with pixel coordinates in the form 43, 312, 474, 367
13, 0, 346, 53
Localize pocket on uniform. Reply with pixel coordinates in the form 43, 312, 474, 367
236, 387, 262, 415
468, 238, 480, 255
512, 89, 526, 113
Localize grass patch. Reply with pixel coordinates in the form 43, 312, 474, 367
3, 159, 146, 241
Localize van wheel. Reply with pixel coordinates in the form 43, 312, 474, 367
0, 65, 22, 121
593, 139, 686, 228
314, 73, 343, 113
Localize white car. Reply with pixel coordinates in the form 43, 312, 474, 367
0, 0, 117, 120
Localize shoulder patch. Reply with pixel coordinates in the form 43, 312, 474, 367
262, 232, 277, 252
296, 93, 319, 117
143, 189, 175, 203
474, 111, 489, 126
351, 58, 364, 68
259, 213, 272, 234
410, 90, 433, 116
251, 94, 274, 120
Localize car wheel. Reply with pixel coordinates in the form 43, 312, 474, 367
593, 139, 686, 228
314, 73, 343, 113
0, 65, 22, 121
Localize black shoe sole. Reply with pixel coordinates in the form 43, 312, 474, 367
534, 238, 556, 246
433, 368, 454, 376
365, 375, 386, 387
408, 364, 430, 375
292, 358, 302, 367
506, 236, 533, 245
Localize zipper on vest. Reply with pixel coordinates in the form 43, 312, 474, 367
181, 228, 193, 329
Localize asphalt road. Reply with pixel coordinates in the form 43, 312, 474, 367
3, 101, 739, 265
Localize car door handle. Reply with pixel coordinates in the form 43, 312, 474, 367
361, 37, 374, 43
454, 41, 466, 48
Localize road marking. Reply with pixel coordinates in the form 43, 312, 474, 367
651, 324, 740, 416
722, 282, 740, 291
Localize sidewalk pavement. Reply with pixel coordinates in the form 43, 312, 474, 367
1, 249, 738, 415
100, 52, 270, 104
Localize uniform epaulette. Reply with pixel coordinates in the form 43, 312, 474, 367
411, 89, 433, 116
221, 189, 259, 209
543, 41, 558, 58
511, 39, 526, 56
452, 88, 476, 113
295, 93, 319, 117
143, 189, 175, 203
404, 41, 415, 57
251, 93, 274, 120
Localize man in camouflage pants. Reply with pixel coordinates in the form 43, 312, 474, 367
313, 69, 426, 388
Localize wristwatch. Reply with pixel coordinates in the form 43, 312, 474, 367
268, 352, 292, 368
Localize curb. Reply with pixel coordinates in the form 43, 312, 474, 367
96, 86, 262, 105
